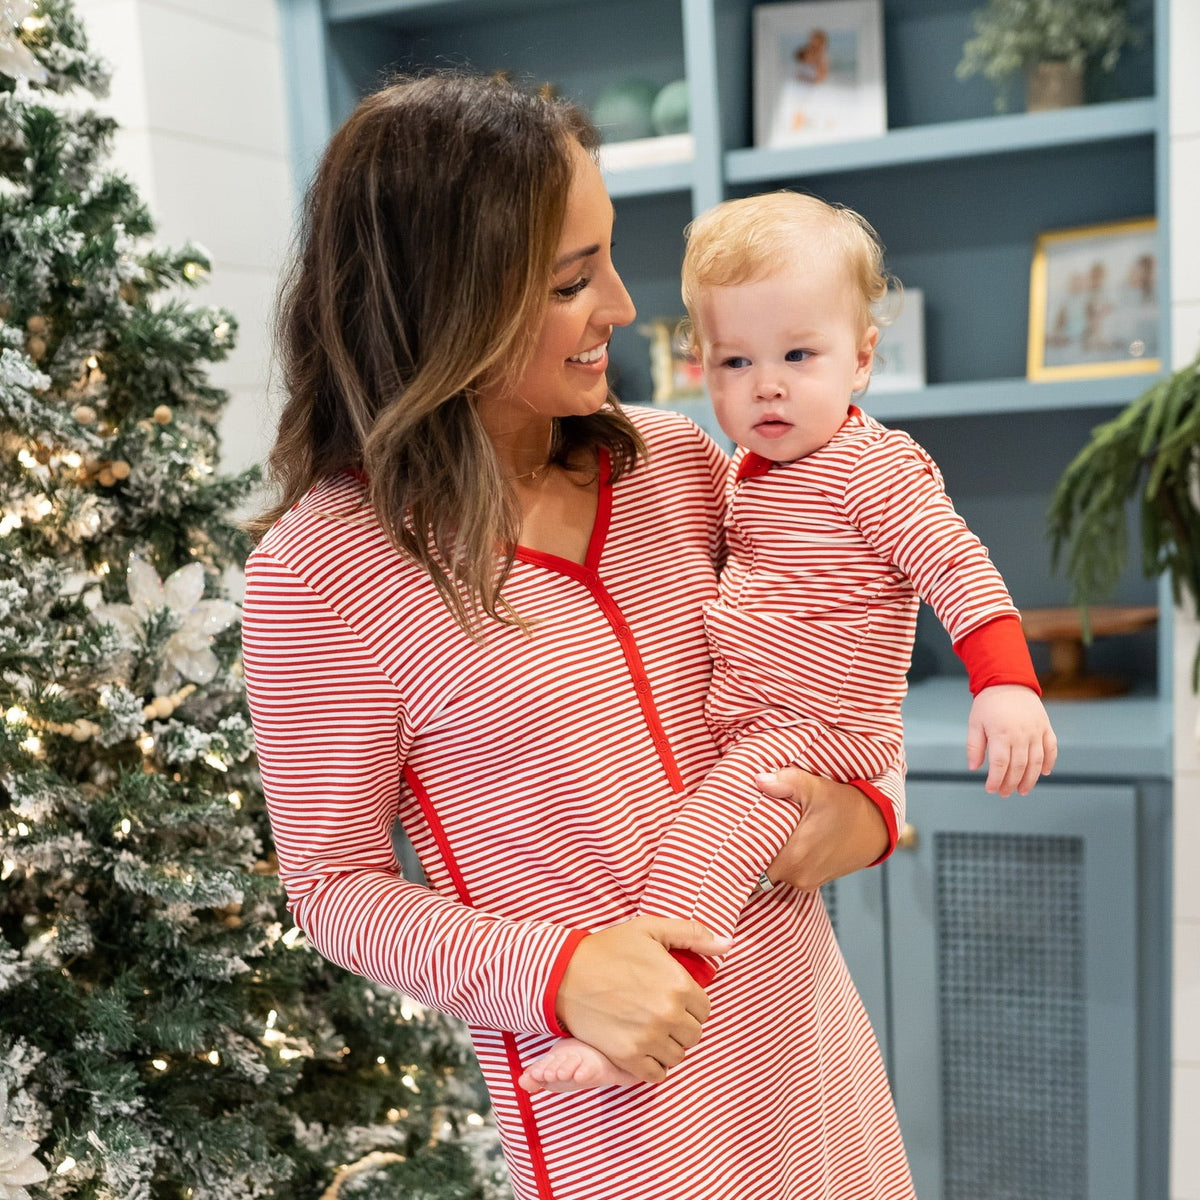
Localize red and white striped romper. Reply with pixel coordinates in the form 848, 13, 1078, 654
243, 406, 915, 1200
639, 405, 1035, 944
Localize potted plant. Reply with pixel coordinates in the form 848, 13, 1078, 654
1047, 351, 1200, 688
956, 0, 1139, 112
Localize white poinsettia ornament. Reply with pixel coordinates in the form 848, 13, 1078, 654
94, 554, 241, 696
0, 1084, 48, 1200
0, 1, 47, 84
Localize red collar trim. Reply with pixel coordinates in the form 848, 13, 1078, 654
734, 405, 863, 481
735, 451, 775, 481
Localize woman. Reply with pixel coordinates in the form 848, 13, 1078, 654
243, 72, 913, 1199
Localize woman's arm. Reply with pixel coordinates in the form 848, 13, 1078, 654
244, 550, 725, 1076
759, 766, 896, 892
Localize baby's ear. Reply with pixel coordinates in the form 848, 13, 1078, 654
854, 325, 879, 385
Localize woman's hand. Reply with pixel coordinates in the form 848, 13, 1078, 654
760, 769, 889, 891
554, 916, 731, 1084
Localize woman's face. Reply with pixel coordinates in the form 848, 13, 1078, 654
480, 141, 636, 426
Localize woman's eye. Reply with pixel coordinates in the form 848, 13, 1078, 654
785, 348, 811, 362
554, 277, 589, 300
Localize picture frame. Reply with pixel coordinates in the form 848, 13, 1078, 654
753, 0, 887, 149
869, 287, 925, 393
641, 317, 705, 405
1027, 217, 1161, 381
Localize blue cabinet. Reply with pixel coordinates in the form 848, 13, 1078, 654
827, 775, 1170, 1200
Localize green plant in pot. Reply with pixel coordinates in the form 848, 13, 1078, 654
1047, 352, 1200, 689
957, 0, 1138, 112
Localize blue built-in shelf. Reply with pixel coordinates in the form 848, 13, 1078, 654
866, 373, 1162, 422
901, 677, 1172, 778
725, 99, 1157, 185
604, 160, 694, 201
326, 0, 564, 21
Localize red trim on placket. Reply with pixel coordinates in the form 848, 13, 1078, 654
515, 451, 686, 794
405, 764, 567, 1199
954, 614, 1041, 696
849, 777, 900, 865
404, 765, 476, 906
504, 1033, 559, 1200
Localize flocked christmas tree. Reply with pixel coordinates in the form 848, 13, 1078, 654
0, 3, 505, 1196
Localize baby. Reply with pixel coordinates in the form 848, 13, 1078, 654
520, 191, 1057, 1095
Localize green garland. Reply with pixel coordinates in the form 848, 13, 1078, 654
1047, 352, 1200, 688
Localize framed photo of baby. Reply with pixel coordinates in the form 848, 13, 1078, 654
1027, 217, 1162, 381
753, 0, 887, 149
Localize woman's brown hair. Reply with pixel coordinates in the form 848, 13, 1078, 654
254, 72, 644, 631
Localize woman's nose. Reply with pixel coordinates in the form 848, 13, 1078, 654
604, 271, 637, 329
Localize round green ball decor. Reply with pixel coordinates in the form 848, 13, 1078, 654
651, 79, 690, 136
592, 79, 658, 142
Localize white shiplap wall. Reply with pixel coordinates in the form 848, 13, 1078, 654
1170, 1, 1200, 1195
72, 0, 291, 479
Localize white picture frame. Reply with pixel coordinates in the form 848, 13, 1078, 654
869, 287, 925, 393
753, 0, 887, 149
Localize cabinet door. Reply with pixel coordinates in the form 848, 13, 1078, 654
887, 781, 1138, 1200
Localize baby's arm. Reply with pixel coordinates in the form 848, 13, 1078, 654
845, 432, 1057, 795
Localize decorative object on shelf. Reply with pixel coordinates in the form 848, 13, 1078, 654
869, 287, 925, 394
1020, 604, 1158, 699
1047, 348, 1200, 689
596, 79, 694, 174
753, 0, 886, 149
641, 317, 704, 405
651, 78, 690, 136
1027, 217, 1160, 382
955, 0, 1138, 112
597, 132, 695, 173
592, 78, 658, 143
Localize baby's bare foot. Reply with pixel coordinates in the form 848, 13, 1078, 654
517, 1038, 643, 1094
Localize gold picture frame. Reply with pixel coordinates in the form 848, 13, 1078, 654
641, 317, 705, 404
1027, 217, 1161, 382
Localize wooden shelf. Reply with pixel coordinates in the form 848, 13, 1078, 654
725, 99, 1157, 186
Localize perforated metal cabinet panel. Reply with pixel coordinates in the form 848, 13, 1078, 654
886, 782, 1138, 1200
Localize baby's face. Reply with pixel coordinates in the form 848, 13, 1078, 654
696, 256, 876, 463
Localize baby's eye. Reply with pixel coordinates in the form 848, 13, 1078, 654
785, 348, 811, 362
722, 356, 750, 369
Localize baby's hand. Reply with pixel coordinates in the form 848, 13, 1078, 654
966, 685, 1058, 797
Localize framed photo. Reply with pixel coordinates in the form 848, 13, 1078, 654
641, 317, 705, 404
869, 287, 925, 393
1027, 217, 1161, 381
753, 0, 887, 149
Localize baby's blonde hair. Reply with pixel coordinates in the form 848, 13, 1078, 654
681, 191, 892, 351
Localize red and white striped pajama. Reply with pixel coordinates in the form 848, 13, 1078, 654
243, 406, 914, 1199
639, 405, 1037, 947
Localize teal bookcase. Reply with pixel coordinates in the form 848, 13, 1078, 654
275, 1, 1173, 1194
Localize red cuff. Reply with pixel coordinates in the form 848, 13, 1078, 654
953, 614, 1041, 696
670, 948, 717, 987
849, 778, 899, 865
543, 928, 591, 1036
